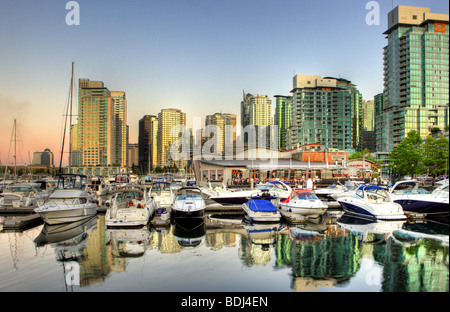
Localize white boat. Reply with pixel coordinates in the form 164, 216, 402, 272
432, 179, 449, 198
173, 186, 206, 218
105, 187, 157, 227
330, 181, 366, 201
337, 185, 406, 221
242, 191, 282, 223
0, 182, 49, 208
314, 183, 346, 208
89, 176, 110, 197
34, 174, 98, 225
389, 180, 449, 217
149, 181, 174, 209
209, 181, 291, 205
278, 189, 328, 221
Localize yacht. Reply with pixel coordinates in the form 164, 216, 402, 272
105, 186, 157, 227
389, 180, 449, 217
278, 189, 328, 222
172, 186, 206, 218
34, 174, 98, 225
209, 180, 291, 205
242, 190, 281, 223
149, 181, 174, 209
0, 182, 49, 208
314, 183, 346, 208
337, 185, 406, 221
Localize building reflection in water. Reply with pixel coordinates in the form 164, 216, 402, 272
28, 212, 448, 292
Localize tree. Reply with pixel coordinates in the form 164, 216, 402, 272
349, 148, 376, 162
389, 130, 423, 177
421, 136, 449, 176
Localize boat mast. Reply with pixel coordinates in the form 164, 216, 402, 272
68, 62, 74, 173
59, 63, 74, 175
13, 118, 17, 182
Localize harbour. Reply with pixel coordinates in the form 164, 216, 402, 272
0, 176, 448, 293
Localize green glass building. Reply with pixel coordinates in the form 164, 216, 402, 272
274, 95, 292, 151
289, 75, 362, 152
381, 6, 449, 152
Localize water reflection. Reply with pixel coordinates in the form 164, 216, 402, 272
0, 211, 447, 292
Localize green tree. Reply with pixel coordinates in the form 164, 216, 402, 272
389, 130, 423, 177
421, 136, 449, 176
349, 148, 377, 162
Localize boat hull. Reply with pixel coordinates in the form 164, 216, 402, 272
393, 199, 449, 217
338, 201, 406, 221
172, 209, 205, 219
35, 204, 98, 225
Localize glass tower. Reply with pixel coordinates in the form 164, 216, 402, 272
382, 6, 449, 151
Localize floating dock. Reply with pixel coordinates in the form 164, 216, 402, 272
0, 214, 42, 231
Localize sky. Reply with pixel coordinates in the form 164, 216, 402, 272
0, 0, 448, 167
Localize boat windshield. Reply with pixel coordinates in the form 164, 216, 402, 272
258, 182, 287, 191
47, 197, 88, 205
176, 193, 203, 200
151, 184, 171, 193
10, 186, 34, 193
116, 192, 144, 203
294, 193, 319, 200
393, 188, 430, 195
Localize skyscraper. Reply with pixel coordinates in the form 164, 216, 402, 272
157, 108, 186, 167
138, 115, 158, 173
111, 91, 128, 167
274, 95, 292, 151
289, 75, 363, 152
240, 92, 272, 145
205, 112, 237, 154
382, 5, 449, 151
77, 79, 116, 167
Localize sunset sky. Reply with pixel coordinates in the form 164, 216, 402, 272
0, 0, 448, 167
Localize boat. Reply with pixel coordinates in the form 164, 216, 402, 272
389, 180, 449, 217
337, 185, 406, 221
314, 183, 346, 208
172, 186, 206, 218
432, 180, 449, 198
278, 189, 328, 222
34, 174, 98, 225
89, 176, 110, 197
0, 182, 50, 208
105, 186, 157, 227
241, 190, 282, 222
149, 181, 174, 209
209, 180, 291, 205
329, 180, 366, 201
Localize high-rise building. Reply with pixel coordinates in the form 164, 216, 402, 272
382, 6, 449, 151
240, 92, 272, 145
32, 149, 54, 166
128, 143, 139, 171
205, 113, 237, 154
289, 75, 363, 152
157, 108, 186, 167
274, 95, 292, 150
138, 115, 158, 173
111, 91, 128, 167
374, 93, 389, 152
77, 79, 116, 167
361, 100, 375, 152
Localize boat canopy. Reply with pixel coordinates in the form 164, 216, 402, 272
247, 199, 277, 212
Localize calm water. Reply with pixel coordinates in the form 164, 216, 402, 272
0, 210, 448, 292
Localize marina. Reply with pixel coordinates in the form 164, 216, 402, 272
0, 176, 448, 293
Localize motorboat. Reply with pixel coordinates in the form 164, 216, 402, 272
149, 181, 174, 209
432, 180, 449, 198
209, 180, 291, 205
278, 189, 328, 221
314, 183, 346, 208
89, 176, 110, 197
0, 182, 49, 208
34, 174, 98, 225
105, 186, 157, 227
242, 190, 282, 223
337, 185, 406, 221
201, 180, 228, 197
172, 186, 206, 218
389, 180, 449, 217
329, 181, 366, 201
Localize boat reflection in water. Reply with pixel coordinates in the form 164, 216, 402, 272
392, 219, 449, 247
172, 217, 206, 248
106, 226, 153, 258
337, 213, 405, 244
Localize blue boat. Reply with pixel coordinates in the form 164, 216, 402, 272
242, 192, 281, 222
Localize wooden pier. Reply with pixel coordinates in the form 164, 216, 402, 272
0, 214, 42, 231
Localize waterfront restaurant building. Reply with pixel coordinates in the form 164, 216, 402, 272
192, 144, 349, 187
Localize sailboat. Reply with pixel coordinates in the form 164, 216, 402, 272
35, 63, 98, 225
